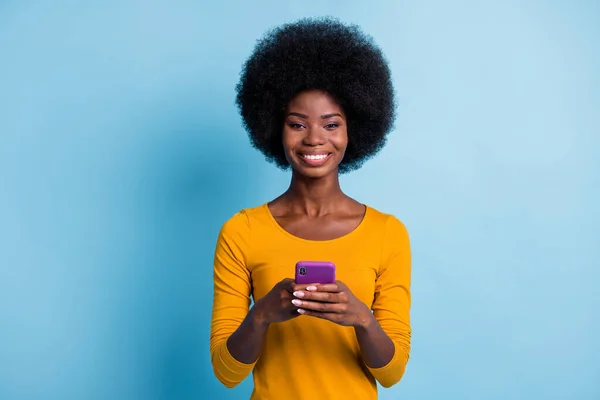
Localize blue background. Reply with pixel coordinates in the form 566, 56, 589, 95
1, 1, 598, 399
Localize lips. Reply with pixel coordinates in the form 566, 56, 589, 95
302, 153, 329, 160
298, 152, 332, 167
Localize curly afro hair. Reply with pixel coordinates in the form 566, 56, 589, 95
235, 17, 396, 173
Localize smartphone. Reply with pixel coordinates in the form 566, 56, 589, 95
294, 261, 336, 284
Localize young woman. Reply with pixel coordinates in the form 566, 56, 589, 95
209, 17, 411, 400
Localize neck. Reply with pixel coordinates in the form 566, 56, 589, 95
283, 170, 345, 216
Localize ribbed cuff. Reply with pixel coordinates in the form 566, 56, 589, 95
214, 341, 256, 385
367, 343, 407, 388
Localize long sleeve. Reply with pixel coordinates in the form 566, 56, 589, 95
208, 204, 410, 398
209, 210, 255, 388
367, 215, 412, 388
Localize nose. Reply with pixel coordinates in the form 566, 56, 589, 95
302, 126, 326, 146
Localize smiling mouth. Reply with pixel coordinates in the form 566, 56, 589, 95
301, 153, 330, 160
298, 152, 332, 166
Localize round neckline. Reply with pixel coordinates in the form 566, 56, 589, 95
262, 202, 370, 244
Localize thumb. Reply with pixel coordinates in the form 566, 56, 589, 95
281, 278, 295, 292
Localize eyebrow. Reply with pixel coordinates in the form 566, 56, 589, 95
287, 112, 343, 119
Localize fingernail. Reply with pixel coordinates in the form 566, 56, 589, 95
293, 291, 304, 298
291, 299, 302, 306
297, 309, 305, 314
306, 286, 317, 291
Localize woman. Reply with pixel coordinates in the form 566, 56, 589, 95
210, 17, 411, 400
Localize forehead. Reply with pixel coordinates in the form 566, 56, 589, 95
286, 90, 344, 115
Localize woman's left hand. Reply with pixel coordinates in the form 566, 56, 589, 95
291, 281, 373, 328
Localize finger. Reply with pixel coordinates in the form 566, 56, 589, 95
311, 280, 350, 293
292, 283, 322, 292
288, 307, 301, 318
292, 290, 342, 303
292, 299, 344, 313
281, 278, 296, 293
297, 309, 340, 323
334, 280, 349, 290
309, 283, 340, 293
297, 308, 325, 318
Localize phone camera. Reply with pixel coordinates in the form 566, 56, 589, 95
299, 267, 306, 276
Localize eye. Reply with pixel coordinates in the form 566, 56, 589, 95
325, 123, 339, 129
288, 123, 305, 129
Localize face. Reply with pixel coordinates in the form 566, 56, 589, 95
282, 90, 348, 179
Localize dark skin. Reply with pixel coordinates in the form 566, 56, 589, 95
227, 90, 395, 369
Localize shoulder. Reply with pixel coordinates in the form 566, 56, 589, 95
218, 203, 269, 237
219, 209, 249, 234
363, 206, 411, 271
216, 204, 272, 264
365, 205, 408, 235
363, 205, 410, 253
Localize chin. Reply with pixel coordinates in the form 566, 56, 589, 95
298, 170, 329, 179
292, 164, 338, 179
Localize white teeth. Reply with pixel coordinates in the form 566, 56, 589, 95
303, 154, 328, 160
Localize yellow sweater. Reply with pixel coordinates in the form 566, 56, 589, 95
210, 203, 411, 399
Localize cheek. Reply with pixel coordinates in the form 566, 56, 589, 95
281, 130, 293, 151
281, 130, 299, 161
333, 129, 349, 152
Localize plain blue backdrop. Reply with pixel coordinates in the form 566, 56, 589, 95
1, 1, 598, 399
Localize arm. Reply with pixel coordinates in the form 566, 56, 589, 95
288, 215, 411, 387
210, 211, 259, 388
224, 307, 269, 365
364, 215, 412, 388
354, 313, 396, 370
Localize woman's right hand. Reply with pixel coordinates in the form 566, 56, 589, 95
253, 278, 300, 326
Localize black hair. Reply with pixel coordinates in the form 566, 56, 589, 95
235, 17, 396, 173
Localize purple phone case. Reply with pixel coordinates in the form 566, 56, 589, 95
295, 261, 336, 284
